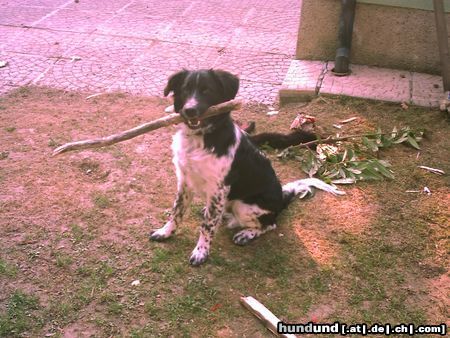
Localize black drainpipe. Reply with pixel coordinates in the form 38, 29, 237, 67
332, 0, 357, 76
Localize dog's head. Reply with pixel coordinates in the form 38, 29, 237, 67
164, 69, 239, 130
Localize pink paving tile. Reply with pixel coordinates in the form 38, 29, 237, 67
0, 51, 55, 87
279, 60, 325, 102
108, 65, 171, 96
96, 13, 173, 39
3, 29, 87, 58
134, 41, 220, 72
0, 5, 52, 26
123, 0, 192, 18
162, 20, 235, 48
245, 7, 300, 32
34, 8, 113, 33
21, 0, 70, 8
411, 72, 445, 108
228, 26, 297, 55
36, 58, 125, 92
66, 35, 153, 64
65, 0, 133, 13
181, 2, 251, 24
237, 79, 280, 104
214, 49, 292, 84
0, 26, 25, 49
320, 63, 411, 103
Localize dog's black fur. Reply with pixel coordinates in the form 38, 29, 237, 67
150, 69, 343, 265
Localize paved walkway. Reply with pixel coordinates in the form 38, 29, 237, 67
0, 0, 446, 107
280, 60, 446, 108
0, 0, 300, 104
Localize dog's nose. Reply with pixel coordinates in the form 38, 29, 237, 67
183, 108, 198, 118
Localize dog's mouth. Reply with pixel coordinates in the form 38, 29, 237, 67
185, 118, 202, 129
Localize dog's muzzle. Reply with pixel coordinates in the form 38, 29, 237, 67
182, 107, 203, 129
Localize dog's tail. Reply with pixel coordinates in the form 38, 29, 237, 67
249, 129, 318, 150
282, 178, 345, 207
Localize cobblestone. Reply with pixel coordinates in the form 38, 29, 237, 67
411, 72, 444, 107
280, 60, 445, 107
321, 62, 411, 103
0, 0, 445, 106
0, 0, 303, 103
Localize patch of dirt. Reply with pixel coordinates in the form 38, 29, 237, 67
0, 87, 449, 336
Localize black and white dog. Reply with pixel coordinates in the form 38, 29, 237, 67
150, 69, 344, 266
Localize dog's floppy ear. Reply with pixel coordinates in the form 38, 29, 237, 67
164, 69, 189, 96
210, 69, 239, 101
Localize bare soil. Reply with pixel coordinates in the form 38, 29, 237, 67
0, 87, 448, 337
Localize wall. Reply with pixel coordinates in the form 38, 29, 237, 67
296, 0, 450, 74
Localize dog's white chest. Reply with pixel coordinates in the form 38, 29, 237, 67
172, 129, 233, 198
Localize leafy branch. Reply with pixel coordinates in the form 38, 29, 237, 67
277, 126, 424, 183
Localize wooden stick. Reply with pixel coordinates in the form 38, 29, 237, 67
52, 99, 242, 156
240, 296, 297, 338
291, 131, 397, 149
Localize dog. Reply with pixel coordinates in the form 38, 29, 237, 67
150, 69, 344, 266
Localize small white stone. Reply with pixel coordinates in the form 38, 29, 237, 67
266, 110, 279, 116
131, 280, 140, 286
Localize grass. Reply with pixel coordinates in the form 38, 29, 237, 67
0, 259, 17, 277
0, 291, 42, 337
0, 88, 448, 337
92, 192, 112, 209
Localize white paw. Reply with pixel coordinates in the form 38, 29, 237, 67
233, 228, 261, 246
189, 245, 209, 266
149, 221, 175, 241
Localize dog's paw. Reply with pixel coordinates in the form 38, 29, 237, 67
149, 224, 174, 241
233, 228, 261, 246
189, 246, 209, 266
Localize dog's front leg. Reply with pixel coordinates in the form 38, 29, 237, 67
150, 182, 192, 241
189, 185, 229, 266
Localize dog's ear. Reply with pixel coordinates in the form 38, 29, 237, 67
210, 69, 239, 101
164, 69, 189, 96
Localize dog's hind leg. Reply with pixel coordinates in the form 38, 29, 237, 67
150, 183, 192, 241
230, 202, 277, 246
189, 185, 229, 266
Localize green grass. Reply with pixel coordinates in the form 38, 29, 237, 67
0, 259, 17, 277
54, 253, 73, 268
0, 291, 42, 337
92, 192, 112, 209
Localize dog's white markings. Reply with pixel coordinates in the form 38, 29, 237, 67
184, 96, 198, 111
150, 183, 192, 241
233, 224, 277, 246
283, 178, 345, 198
149, 221, 175, 240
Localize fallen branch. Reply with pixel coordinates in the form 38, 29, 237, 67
418, 165, 445, 175
290, 132, 388, 149
240, 296, 297, 338
52, 99, 242, 156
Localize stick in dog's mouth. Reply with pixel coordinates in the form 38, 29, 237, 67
52, 99, 242, 156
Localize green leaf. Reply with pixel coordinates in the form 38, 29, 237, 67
362, 137, 379, 152
361, 166, 384, 181
373, 161, 394, 179
407, 135, 421, 150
